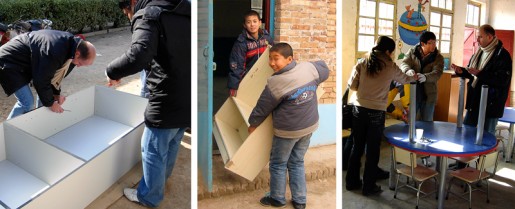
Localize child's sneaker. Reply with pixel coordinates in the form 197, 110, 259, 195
292, 201, 306, 209
259, 195, 286, 208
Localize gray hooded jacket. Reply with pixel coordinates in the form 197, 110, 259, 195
249, 61, 329, 138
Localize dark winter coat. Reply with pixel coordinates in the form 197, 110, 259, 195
0, 30, 80, 106
456, 40, 512, 119
106, 0, 191, 128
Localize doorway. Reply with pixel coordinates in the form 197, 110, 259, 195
213, 0, 272, 114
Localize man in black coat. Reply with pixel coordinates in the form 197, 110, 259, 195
451, 24, 513, 134
106, 0, 190, 207
0, 30, 96, 119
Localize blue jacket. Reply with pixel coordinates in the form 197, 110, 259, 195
228, 29, 273, 90
249, 61, 329, 138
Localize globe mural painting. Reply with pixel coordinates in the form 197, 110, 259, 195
398, 1, 429, 46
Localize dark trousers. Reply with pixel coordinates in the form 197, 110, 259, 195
342, 132, 353, 170
345, 106, 385, 189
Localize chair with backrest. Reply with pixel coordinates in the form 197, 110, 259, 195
392, 146, 439, 209
445, 150, 499, 209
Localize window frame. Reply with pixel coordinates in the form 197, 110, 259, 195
465, 1, 481, 28
355, 0, 397, 58
429, 0, 454, 59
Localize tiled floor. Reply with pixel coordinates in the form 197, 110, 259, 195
343, 127, 515, 209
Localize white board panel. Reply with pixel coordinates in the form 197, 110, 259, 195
236, 47, 274, 107
0, 160, 49, 208
93, 86, 147, 127
226, 116, 274, 181
5, 87, 95, 139
22, 125, 143, 209
46, 116, 133, 161
0, 124, 5, 161
4, 124, 84, 185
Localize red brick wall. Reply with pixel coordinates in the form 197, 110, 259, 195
274, 0, 337, 104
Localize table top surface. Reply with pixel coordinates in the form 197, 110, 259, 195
384, 121, 497, 157
499, 107, 515, 123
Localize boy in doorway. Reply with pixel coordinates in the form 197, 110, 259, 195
248, 43, 329, 209
228, 10, 274, 97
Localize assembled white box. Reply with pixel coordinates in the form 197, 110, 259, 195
213, 48, 323, 181
0, 85, 146, 209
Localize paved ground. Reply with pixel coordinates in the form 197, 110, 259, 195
0, 28, 191, 209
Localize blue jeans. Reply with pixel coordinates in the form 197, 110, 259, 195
136, 126, 186, 207
140, 69, 150, 98
8, 84, 34, 119
417, 102, 435, 121
269, 134, 311, 205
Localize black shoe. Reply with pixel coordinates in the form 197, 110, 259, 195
376, 168, 390, 180
292, 201, 306, 209
259, 195, 286, 208
362, 185, 382, 196
345, 180, 362, 191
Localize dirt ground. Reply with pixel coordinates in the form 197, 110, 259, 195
0, 28, 191, 209
198, 176, 336, 209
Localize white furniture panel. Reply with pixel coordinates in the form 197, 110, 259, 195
0, 161, 48, 208
46, 116, 133, 161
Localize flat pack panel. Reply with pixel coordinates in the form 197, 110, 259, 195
5, 87, 95, 139
0, 161, 49, 208
0, 124, 5, 161
212, 121, 230, 164
46, 116, 133, 161
232, 96, 253, 127
4, 123, 84, 185
236, 47, 274, 107
214, 117, 243, 163
226, 116, 274, 181
23, 125, 143, 209
93, 86, 147, 127
215, 98, 246, 128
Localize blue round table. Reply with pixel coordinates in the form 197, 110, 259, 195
499, 107, 515, 162
384, 121, 497, 209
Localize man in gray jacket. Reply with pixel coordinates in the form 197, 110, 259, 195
248, 43, 329, 209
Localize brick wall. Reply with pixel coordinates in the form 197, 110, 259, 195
274, 0, 337, 104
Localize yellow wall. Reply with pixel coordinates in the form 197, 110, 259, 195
341, 0, 358, 91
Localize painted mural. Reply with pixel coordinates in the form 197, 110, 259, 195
397, 0, 430, 60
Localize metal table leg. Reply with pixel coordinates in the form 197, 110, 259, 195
389, 148, 395, 190
506, 123, 515, 162
437, 156, 447, 209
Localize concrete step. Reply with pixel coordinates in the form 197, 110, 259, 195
198, 144, 336, 199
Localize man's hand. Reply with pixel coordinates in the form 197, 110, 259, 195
451, 63, 463, 74
467, 67, 480, 75
50, 101, 64, 113
53, 95, 66, 105
107, 77, 121, 87
248, 126, 257, 134
229, 89, 237, 97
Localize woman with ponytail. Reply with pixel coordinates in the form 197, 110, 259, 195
345, 36, 417, 196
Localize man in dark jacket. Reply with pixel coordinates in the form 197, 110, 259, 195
451, 24, 512, 134
107, 0, 190, 207
0, 30, 96, 119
